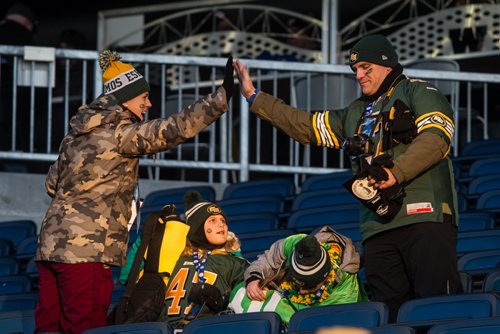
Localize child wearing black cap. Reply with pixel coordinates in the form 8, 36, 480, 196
229, 226, 367, 324
158, 192, 249, 327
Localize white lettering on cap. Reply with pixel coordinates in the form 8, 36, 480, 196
104, 69, 143, 94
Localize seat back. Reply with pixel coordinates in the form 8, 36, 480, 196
457, 250, 500, 275
396, 293, 498, 323
468, 175, 500, 197
15, 236, 38, 258
456, 230, 500, 255
288, 302, 389, 332
483, 269, 500, 293
468, 158, 500, 178
458, 212, 495, 232
83, 321, 173, 334
300, 171, 352, 193
228, 213, 280, 234
292, 188, 357, 211
0, 239, 13, 257
182, 311, 282, 334
238, 230, 295, 256
222, 178, 295, 200
459, 271, 473, 293
0, 309, 35, 334
219, 196, 284, 217
0, 220, 37, 249
460, 139, 500, 157
0, 275, 33, 295
476, 189, 500, 212
427, 317, 500, 334
0, 293, 38, 312
0, 257, 19, 276
287, 205, 360, 232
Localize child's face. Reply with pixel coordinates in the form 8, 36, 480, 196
204, 214, 228, 246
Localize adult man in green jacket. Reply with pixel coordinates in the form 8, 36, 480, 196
234, 34, 461, 321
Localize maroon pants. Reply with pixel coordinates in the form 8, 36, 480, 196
35, 261, 113, 334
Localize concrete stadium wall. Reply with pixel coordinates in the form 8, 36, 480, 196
0, 172, 227, 233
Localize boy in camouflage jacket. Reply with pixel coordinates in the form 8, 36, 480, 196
34, 51, 234, 333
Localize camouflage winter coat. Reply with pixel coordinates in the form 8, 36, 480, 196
35, 88, 228, 266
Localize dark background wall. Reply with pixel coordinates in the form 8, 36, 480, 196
1, 0, 385, 50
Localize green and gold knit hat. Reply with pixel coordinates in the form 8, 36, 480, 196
98, 50, 150, 103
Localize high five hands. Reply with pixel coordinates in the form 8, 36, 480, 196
221, 58, 257, 103
234, 60, 256, 100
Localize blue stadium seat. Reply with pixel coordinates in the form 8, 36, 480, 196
456, 230, 500, 256
111, 283, 126, 303
15, 236, 38, 261
457, 250, 500, 276
482, 269, 500, 294
24, 257, 38, 280
0, 220, 37, 249
238, 230, 295, 256
142, 185, 216, 211
0, 275, 33, 295
371, 326, 416, 334
228, 213, 280, 234
0, 239, 13, 257
219, 196, 285, 217
0, 293, 38, 312
83, 321, 173, 334
459, 139, 500, 158
291, 188, 357, 211
310, 223, 362, 243
300, 171, 352, 193
459, 271, 473, 293
0, 256, 19, 276
287, 205, 360, 232
427, 317, 500, 334
222, 178, 295, 200
476, 189, 500, 212
467, 175, 500, 199
458, 212, 495, 232
467, 158, 500, 179
0, 309, 35, 334
396, 293, 498, 329
288, 302, 389, 332
182, 312, 282, 334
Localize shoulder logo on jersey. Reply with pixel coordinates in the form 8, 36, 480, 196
430, 114, 446, 126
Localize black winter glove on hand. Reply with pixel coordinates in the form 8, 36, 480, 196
188, 283, 228, 313
160, 204, 185, 223
367, 154, 395, 182
221, 56, 234, 103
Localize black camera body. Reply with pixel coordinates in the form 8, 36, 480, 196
343, 134, 375, 156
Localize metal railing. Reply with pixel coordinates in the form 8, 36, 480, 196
1, 45, 499, 184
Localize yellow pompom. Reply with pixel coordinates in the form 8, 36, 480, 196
98, 50, 122, 71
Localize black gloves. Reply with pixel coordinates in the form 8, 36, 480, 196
366, 154, 395, 182
345, 154, 405, 222
222, 56, 234, 103
159, 204, 186, 224
188, 283, 228, 313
